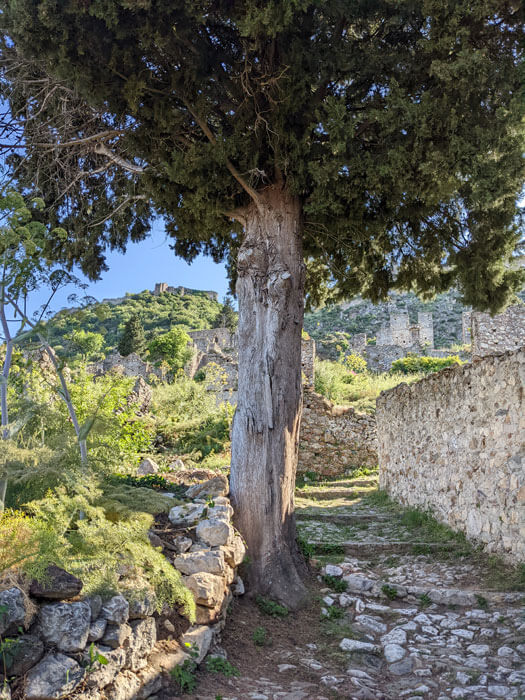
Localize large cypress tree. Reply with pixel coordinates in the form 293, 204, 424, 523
118, 315, 146, 357
2, 1, 524, 606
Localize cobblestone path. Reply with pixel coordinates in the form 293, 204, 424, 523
177, 471, 525, 700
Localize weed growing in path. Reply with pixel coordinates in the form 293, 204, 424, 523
255, 596, 289, 618
322, 574, 348, 593
252, 626, 271, 647
206, 656, 240, 678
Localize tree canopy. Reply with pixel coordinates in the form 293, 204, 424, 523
2, 0, 523, 311
148, 327, 193, 371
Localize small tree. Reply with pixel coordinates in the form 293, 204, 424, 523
118, 315, 145, 357
148, 328, 193, 372
0, 191, 91, 506
214, 296, 238, 336
67, 329, 104, 361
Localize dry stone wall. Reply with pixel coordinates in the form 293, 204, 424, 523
298, 389, 377, 477
0, 476, 245, 700
377, 349, 525, 564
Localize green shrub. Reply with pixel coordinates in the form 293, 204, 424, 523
252, 626, 271, 646
390, 354, 463, 375
314, 359, 423, 413
255, 596, 289, 618
206, 656, 240, 677
16, 484, 195, 618
341, 353, 367, 373
322, 574, 348, 593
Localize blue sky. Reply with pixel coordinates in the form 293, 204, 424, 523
29, 219, 231, 321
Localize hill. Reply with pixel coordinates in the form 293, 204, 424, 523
46, 289, 224, 356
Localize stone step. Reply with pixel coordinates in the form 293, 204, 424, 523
296, 512, 391, 524
295, 487, 374, 500
305, 478, 379, 489
330, 572, 524, 606
310, 540, 462, 556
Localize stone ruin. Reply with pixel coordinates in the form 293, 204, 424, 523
153, 282, 218, 302
356, 311, 441, 372
375, 311, 434, 349
463, 304, 525, 358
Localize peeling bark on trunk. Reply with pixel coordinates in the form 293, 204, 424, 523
230, 185, 307, 609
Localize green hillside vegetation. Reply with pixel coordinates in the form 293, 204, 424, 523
305, 288, 525, 359
46, 290, 225, 358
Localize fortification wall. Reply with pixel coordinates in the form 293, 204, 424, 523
188, 328, 235, 354
377, 349, 525, 563
298, 389, 377, 477
471, 304, 525, 357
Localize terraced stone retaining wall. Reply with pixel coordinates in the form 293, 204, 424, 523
377, 348, 525, 563
298, 389, 378, 477
0, 475, 245, 700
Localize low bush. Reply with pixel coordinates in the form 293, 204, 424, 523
390, 354, 463, 374
314, 359, 423, 413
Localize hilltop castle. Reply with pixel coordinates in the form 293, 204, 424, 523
153, 282, 218, 302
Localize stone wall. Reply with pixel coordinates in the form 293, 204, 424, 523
377, 349, 525, 563
365, 345, 406, 373
471, 304, 525, 357
298, 389, 378, 477
188, 328, 235, 355
301, 337, 316, 387
0, 475, 245, 700
91, 352, 161, 380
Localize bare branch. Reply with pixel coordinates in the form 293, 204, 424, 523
93, 142, 145, 174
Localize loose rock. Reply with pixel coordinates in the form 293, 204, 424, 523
29, 566, 83, 600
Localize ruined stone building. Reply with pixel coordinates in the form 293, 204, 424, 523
153, 282, 218, 302
463, 304, 525, 357
356, 312, 439, 372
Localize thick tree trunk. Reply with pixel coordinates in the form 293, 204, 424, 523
230, 185, 307, 609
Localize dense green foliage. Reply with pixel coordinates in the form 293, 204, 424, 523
2, 2, 523, 311
66, 329, 104, 360
0, 333, 234, 611
390, 354, 463, 374
151, 374, 233, 464
0, 485, 195, 618
148, 328, 193, 371
46, 290, 224, 357
118, 314, 146, 357
314, 359, 424, 413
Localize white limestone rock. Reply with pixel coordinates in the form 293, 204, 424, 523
39, 602, 91, 653
196, 517, 234, 546
101, 596, 129, 625
0, 587, 27, 636
183, 572, 226, 608
136, 458, 158, 475
169, 502, 207, 527
384, 643, 406, 663
185, 475, 229, 499
126, 618, 157, 672
173, 549, 226, 576
339, 639, 379, 654
181, 625, 213, 664
25, 654, 85, 699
